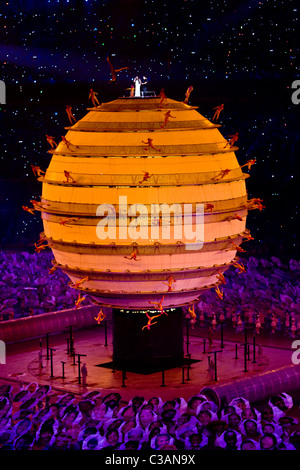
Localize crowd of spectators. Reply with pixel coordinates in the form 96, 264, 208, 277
1, 251, 299, 343
0, 383, 299, 450
0, 251, 91, 321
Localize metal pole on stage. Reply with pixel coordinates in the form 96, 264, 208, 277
121, 370, 127, 388
186, 353, 191, 381
61, 361, 66, 379
49, 348, 56, 378
161, 369, 166, 387
243, 343, 248, 372
76, 353, 87, 384
213, 350, 222, 382
234, 343, 238, 359
46, 333, 50, 360
185, 319, 190, 357
220, 320, 224, 349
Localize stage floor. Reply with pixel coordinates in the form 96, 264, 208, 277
0, 322, 298, 404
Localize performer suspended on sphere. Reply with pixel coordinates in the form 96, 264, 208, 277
48, 266, 58, 275
46, 134, 57, 149
245, 198, 265, 211
217, 271, 226, 285
215, 285, 224, 300
243, 231, 254, 241
94, 308, 106, 325
106, 55, 129, 84
22, 205, 36, 215
31, 165, 45, 177
89, 88, 100, 107
233, 261, 246, 274
184, 85, 193, 104
227, 242, 246, 253
212, 104, 224, 121
240, 159, 256, 170
224, 132, 239, 148
34, 242, 48, 253
225, 213, 243, 222
66, 105, 76, 124
142, 312, 161, 331
75, 292, 86, 309
187, 304, 197, 329
148, 296, 166, 315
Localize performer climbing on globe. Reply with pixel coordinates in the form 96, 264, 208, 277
225, 213, 243, 222
160, 110, 176, 128
139, 172, 153, 184
59, 217, 81, 226
211, 169, 231, 181
142, 138, 161, 152
124, 248, 141, 261
204, 203, 215, 213
158, 89, 167, 107
73, 276, 89, 289
64, 170, 75, 183
163, 276, 176, 292
61, 136, 79, 152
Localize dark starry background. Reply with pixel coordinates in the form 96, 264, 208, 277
0, 0, 299, 260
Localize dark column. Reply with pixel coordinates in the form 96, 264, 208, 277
112, 308, 184, 371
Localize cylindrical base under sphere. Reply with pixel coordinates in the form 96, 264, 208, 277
112, 308, 184, 372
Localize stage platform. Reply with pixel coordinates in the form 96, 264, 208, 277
1, 320, 299, 406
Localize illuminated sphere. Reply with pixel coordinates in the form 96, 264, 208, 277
41, 96, 249, 309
